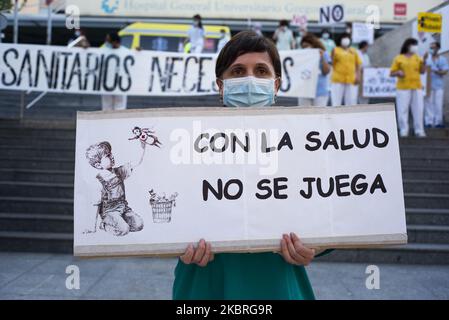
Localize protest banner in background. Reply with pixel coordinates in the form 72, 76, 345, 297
74, 104, 407, 257
351, 22, 375, 44
363, 68, 397, 98
0, 43, 319, 98
363, 67, 429, 98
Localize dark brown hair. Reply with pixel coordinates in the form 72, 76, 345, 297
215, 31, 282, 79
300, 33, 325, 51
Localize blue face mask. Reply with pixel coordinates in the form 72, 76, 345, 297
221, 76, 276, 107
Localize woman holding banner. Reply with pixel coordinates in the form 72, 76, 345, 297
172, 31, 331, 300
390, 38, 426, 137
298, 34, 331, 107
330, 33, 362, 107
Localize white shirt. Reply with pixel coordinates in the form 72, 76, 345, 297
276, 29, 293, 51
217, 36, 230, 53
187, 26, 205, 48
357, 49, 371, 68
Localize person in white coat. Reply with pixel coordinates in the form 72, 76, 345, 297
186, 14, 205, 54
357, 41, 371, 105
424, 41, 449, 128
101, 32, 129, 111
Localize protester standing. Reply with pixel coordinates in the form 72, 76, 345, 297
424, 41, 449, 128
252, 22, 263, 36
330, 33, 362, 106
173, 31, 332, 300
390, 38, 427, 137
186, 14, 205, 54
357, 41, 371, 104
101, 32, 129, 111
273, 20, 295, 51
299, 34, 331, 107
217, 28, 230, 53
320, 28, 335, 54
294, 26, 308, 49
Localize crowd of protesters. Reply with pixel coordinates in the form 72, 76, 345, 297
68, 14, 448, 136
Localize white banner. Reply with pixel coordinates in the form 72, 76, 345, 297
74, 104, 407, 257
352, 22, 374, 45
0, 43, 319, 98
363, 67, 428, 98
363, 68, 397, 98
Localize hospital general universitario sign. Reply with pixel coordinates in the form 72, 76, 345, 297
67, 0, 444, 23
73, 104, 407, 257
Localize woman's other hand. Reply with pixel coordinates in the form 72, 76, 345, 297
280, 233, 315, 266
180, 239, 214, 267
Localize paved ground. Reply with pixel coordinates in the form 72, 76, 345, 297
0, 252, 448, 300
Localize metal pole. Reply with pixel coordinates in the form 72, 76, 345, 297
13, 0, 18, 43
46, 2, 52, 45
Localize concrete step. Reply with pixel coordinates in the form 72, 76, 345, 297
0, 168, 74, 183
403, 179, 449, 193
0, 181, 74, 198
407, 224, 449, 244
404, 193, 449, 209
400, 146, 449, 157
319, 243, 449, 264
401, 157, 449, 168
402, 168, 449, 180
399, 137, 449, 146
0, 196, 73, 214
406, 208, 449, 225
0, 213, 73, 233
0, 146, 74, 158
0, 128, 75, 139
0, 231, 73, 253
0, 136, 75, 148
0, 157, 74, 170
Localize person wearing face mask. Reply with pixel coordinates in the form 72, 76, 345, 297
423, 41, 449, 128
101, 32, 129, 111
185, 14, 205, 54
172, 31, 332, 300
294, 26, 308, 49
357, 41, 371, 105
273, 20, 295, 51
299, 34, 331, 107
390, 38, 427, 137
320, 28, 335, 55
216, 29, 230, 53
330, 33, 362, 107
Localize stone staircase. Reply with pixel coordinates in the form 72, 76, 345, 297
0, 87, 448, 264
0, 119, 448, 264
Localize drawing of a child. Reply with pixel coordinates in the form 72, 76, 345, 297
85, 141, 146, 236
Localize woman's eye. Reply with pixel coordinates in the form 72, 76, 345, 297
256, 68, 269, 76
231, 68, 245, 76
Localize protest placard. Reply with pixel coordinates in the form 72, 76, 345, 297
74, 104, 407, 257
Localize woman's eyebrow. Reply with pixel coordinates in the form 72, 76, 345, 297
254, 62, 270, 68
229, 63, 246, 69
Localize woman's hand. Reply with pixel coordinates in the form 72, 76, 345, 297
354, 72, 361, 85
180, 239, 214, 267
392, 70, 405, 78
280, 233, 315, 266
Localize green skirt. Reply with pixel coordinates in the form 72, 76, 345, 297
172, 252, 317, 300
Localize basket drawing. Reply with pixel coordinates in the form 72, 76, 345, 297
149, 190, 178, 223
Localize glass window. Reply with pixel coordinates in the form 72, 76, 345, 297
120, 35, 133, 49
139, 36, 184, 52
